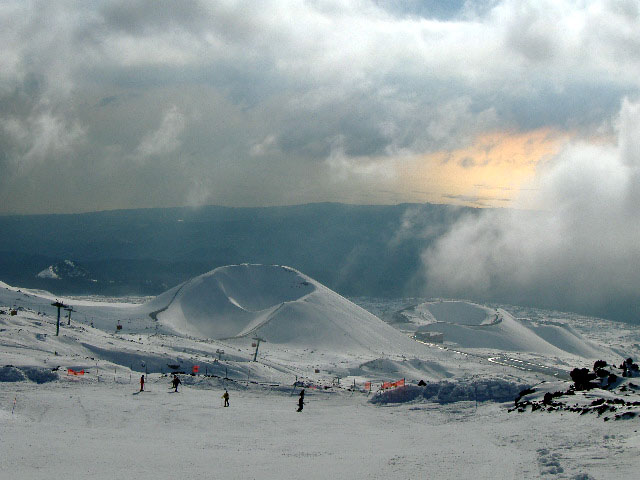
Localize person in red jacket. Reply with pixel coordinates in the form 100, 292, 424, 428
140, 374, 145, 392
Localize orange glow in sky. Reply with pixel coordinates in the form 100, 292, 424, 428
398, 128, 568, 207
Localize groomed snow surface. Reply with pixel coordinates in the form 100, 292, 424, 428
2, 264, 640, 479
5, 377, 640, 480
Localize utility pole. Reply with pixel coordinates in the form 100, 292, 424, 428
252, 337, 265, 361
65, 307, 75, 326
51, 301, 69, 336
216, 348, 224, 361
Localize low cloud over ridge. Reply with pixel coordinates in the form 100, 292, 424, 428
423, 99, 640, 322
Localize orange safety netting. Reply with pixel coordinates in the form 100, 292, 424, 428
67, 368, 85, 375
380, 378, 405, 389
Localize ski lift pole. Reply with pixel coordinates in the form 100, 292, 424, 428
51, 301, 68, 336
252, 337, 265, 362
65, 307, 75, 326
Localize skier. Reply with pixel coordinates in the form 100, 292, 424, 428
140, 374, 145, 392
222, 389, 230, 407
296, 389, 305, 412
171, 374, 181, 392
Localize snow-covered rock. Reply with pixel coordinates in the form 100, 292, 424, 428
36, 260, 89, 280
370, 378, 531, 405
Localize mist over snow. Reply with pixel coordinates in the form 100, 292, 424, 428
423, 99, 640, 323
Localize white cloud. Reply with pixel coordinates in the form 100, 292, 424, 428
135, 105, 186, 160
325, 136, 396, 182
423, 99, 640, 320
250, 135, 277, 157
2, 110, 85, 173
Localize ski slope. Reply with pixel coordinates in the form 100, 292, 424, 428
0, 266, 615, 386
4, 377, 640, 480
2, 269, 640, 479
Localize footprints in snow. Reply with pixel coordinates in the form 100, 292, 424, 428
537, 448, 563, 475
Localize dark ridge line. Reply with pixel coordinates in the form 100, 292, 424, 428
148, 280, 191, 322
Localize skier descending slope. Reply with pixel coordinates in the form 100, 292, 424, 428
222, 389, 230, 407
139, 375, 145, 392
171, 374, 181, 392
297, 389, 305, 412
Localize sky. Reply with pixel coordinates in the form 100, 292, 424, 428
1, 0, 639, 215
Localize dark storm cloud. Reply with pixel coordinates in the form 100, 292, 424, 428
0, 0, 639, 213
489, 82, 635, 132
99, 0, 214, 34
373, 0, 497, 21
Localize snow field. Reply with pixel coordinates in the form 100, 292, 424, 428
3, 265, 640, 479
2, 378, 639, 479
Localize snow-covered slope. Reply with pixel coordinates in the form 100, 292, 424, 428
1, 299, 639, 479
0, 272, 466, 385
151, 265, 314, 338
152, 264, 428, 356
2, 269, 639, 479
416, 302, 610, 358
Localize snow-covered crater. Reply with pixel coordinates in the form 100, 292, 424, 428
148, 264, 427, 356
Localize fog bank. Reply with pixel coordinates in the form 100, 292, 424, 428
423, 100, 640, 323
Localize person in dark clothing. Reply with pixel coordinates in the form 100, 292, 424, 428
222, 389, 230, 407
297, 389, 305, 412
140, 374, 145, 392
171, 374, 181, 392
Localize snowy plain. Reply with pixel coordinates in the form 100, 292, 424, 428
1, 265, 640, 479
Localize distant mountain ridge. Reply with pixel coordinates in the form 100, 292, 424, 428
0, 202, 472, 297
